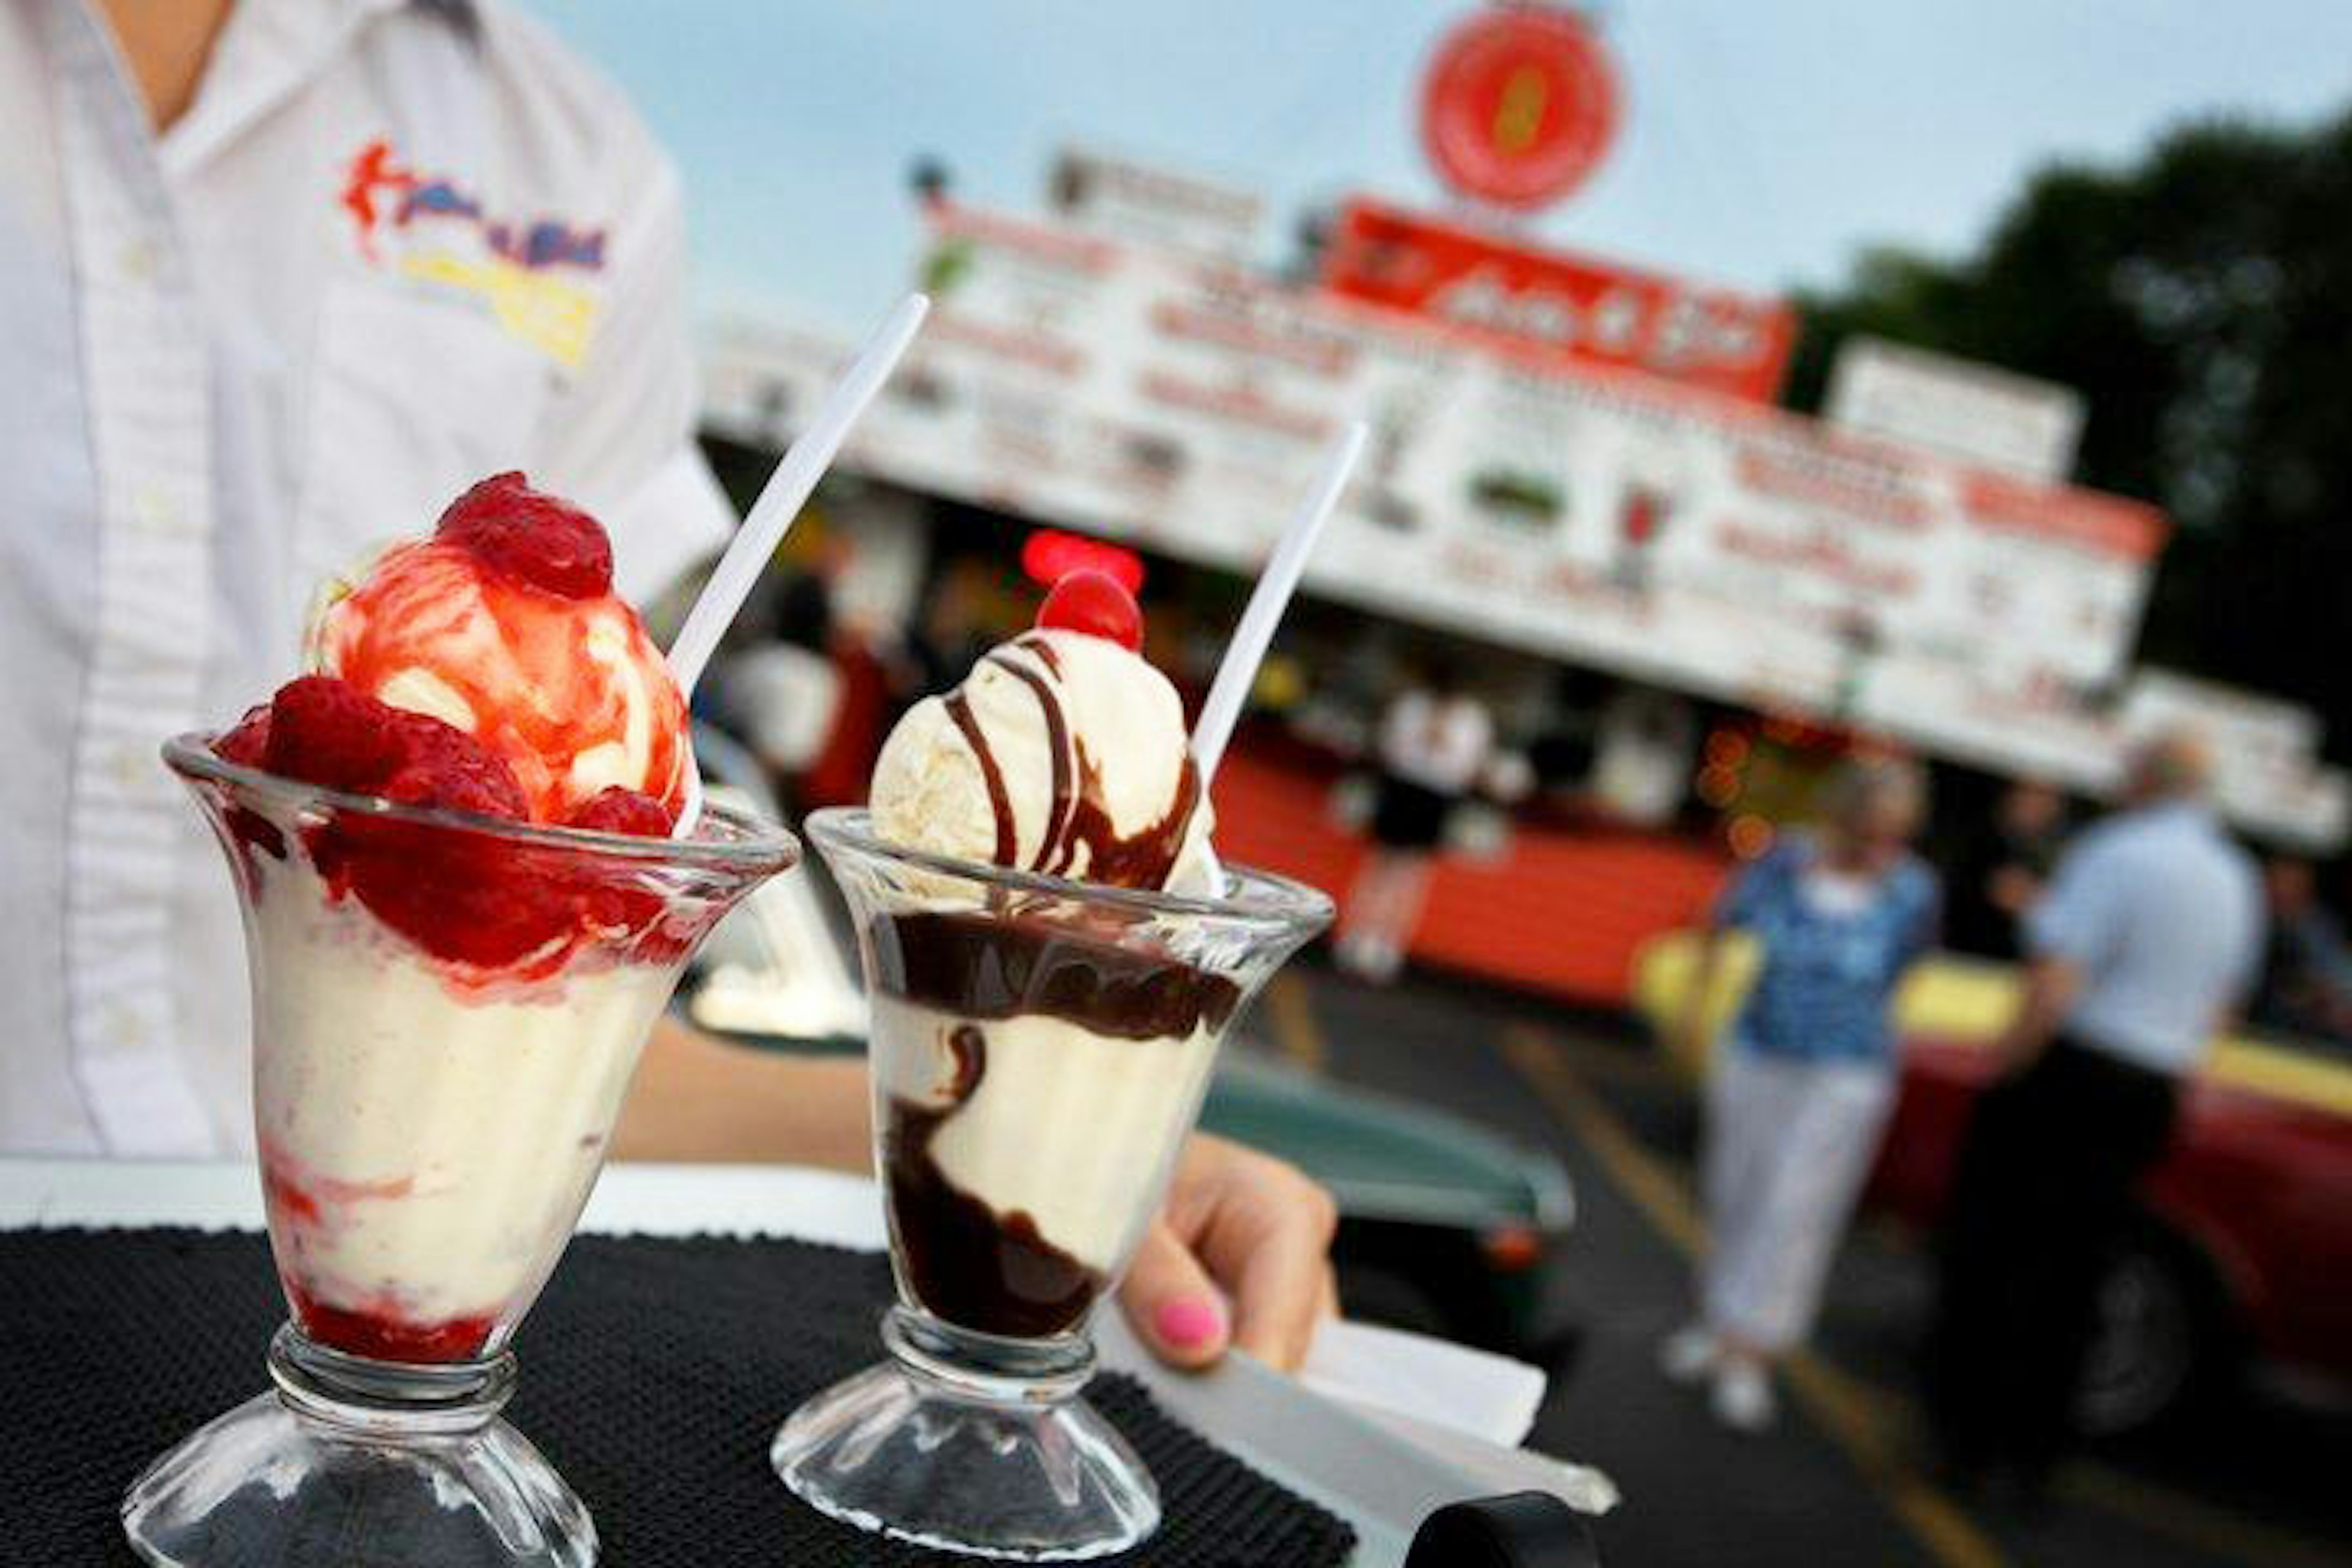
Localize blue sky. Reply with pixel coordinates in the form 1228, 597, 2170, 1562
523, 1, 2352, 337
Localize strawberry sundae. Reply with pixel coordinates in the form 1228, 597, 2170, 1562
179, 474, 788, 1365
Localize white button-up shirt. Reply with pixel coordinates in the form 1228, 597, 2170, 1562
2025, 800, 2265, 1076
2, 0, 734, 1155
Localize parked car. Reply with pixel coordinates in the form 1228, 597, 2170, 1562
1202, 1048, 1578, 1365
1635, 933, 2352, 1436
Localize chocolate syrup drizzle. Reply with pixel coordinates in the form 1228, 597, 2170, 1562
872, 910, 1240, 1040
1068, 741, 1202, 889
1015, 633, 1062, 677
943, 691, 1016, 867
873, 910, 1242, 1338
885, 1019, 1104, 1337
981, 649, 1074, 872
954, 635, 1204, 889
943, 1021, 987, 1101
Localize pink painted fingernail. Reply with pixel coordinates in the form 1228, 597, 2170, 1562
1154, 1294, 1225, 1350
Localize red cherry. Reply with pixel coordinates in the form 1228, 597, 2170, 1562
1036, 568, 1143, 651
435, 471, 613, 600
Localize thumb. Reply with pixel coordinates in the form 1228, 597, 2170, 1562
1118, 1220, 1231, 1370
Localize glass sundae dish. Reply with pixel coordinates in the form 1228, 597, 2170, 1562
123, 476, 797, 1568
775, 571, 1332, 1560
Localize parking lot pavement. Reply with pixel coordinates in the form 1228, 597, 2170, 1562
1272, 962, 2352, 1568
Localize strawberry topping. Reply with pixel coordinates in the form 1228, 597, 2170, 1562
433, 471, 612, 600
211, 704, 289, 869
566, 786, 677, 837
214, 704, 274, 767
284, 1277, 495, 1364
263, 676, 410, 793
380, 713, 531, 820
232, 676, 600, 970
216, 634, 704, 977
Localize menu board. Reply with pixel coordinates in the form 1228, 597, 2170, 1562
704, 202, 2180, 800
1825, 334, 2086, 481
2119, 670, 2348, 850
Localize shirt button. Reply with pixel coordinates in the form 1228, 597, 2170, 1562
118, 238, 162, 283
131, 485, 180, 534
111, 740, 156, 790
108, 1004, 146, 1050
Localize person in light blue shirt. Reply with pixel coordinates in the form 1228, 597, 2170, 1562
1662, 756, 1940, 1431
2023, 772, 2264, 1075
1927, 731, 2262, 1497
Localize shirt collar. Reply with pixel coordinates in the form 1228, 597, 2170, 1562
157, 0, 476, 179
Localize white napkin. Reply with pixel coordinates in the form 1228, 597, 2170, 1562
1299, 1317, 1548, 1447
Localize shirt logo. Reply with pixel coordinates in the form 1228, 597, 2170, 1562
339, 138, 607, 368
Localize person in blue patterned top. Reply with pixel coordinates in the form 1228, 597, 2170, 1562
1660, 756, 1942, 1431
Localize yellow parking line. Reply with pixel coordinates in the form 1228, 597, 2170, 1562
1779, 1354, 2010, 1568
1499, 1026, 1703, 1254
1265, 971, 1329, 1075
1498, 1024, 2010, 1568
1535, 1028, 1683, 1090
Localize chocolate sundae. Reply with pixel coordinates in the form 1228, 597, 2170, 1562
856, 569, 1240, 1338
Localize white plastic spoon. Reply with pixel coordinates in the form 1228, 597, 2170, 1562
1191, 420, 1368, 785
1186, 420, 1368, 889
668, 292, 930, 836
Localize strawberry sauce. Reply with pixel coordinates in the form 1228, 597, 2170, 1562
314, 538, 688, 823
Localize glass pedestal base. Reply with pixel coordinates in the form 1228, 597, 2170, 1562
122, 1325, 594, 1568
773, 1308, 1159, 1561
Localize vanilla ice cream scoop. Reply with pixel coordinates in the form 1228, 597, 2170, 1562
307, 473, 690, 822
872, 624, 1214, 892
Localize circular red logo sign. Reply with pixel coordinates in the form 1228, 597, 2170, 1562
1419, 7, 1621, 210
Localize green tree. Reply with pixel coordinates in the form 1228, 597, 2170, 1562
1787, 108, 2352, 759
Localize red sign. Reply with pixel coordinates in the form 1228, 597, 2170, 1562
1320, 198, 1798, 402
1420, 6, 1619, 209
1959, 472, 2168, 561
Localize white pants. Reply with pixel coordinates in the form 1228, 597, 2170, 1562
1698, 1046, 1896, 1354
